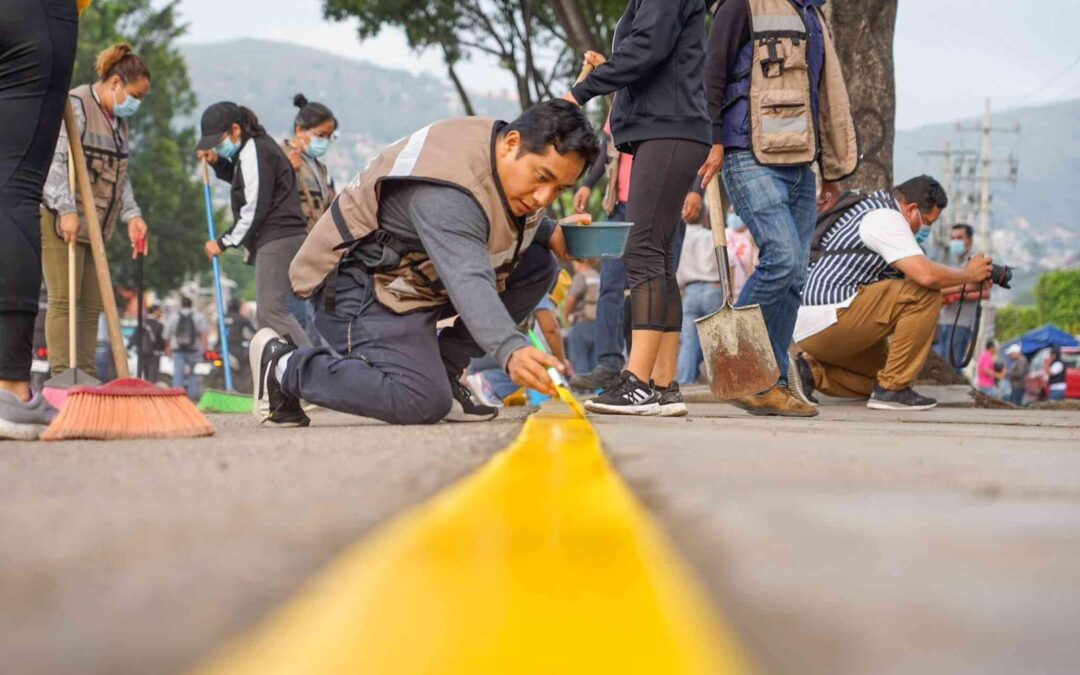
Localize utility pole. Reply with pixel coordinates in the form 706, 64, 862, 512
976, 99, 994, 255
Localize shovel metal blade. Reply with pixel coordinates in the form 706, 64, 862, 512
694, 302, 779, 400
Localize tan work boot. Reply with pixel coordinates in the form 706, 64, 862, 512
729, 384, 819, 417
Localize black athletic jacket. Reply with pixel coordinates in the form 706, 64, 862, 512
571, 0, 711, 152
211, 134, 307, 260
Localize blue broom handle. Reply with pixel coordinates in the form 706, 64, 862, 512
202, 159, 234, 391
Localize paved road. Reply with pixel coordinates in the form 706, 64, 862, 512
598, 401, 1080, 675
0, 409, 526, 675
3, 399, 1079, 675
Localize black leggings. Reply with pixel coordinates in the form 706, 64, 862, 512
624, 138, 708, 332
0, 0, 77, 380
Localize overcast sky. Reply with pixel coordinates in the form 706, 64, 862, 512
176, 0, 1080, 130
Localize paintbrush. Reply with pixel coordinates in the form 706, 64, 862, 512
526, 328, 587, 419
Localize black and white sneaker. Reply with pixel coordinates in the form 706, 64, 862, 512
446, 374, 499, 422
867, 384, 937, 411
653, 381, 688, 417
569, 366, 622, 392
584, 371, 661, 416
250, 328, 310, 427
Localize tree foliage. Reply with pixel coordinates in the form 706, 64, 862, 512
1036, 269, 1080, 334
995, 305, 1041, 342
323, 0, 624, 112
74, 0, 206, 295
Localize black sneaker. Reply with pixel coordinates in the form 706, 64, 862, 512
569, 366, 622, 392
446, 374, 499, 422
653, 381, 688, 417
867, 384, 937, 411
250, 328, 310, 427
584, 371, 660, 416
791, 352, 819, 405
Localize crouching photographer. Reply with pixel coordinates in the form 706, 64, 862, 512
790, 175, 992, 411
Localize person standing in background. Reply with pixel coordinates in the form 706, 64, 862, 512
570, 117, 632, 392
564, 260, 601, 376
164, 296, 208, 401
934, 224, 990, 370
143, 304, 166, 383
675, 208, 722, 386
41, 43, 153, 380
1005, 344, 1028, 406
568, 0, 712, 417
0, 0, 81, 439
698, 0, 859, 416
976, 340, 1002, 397
1047, 348, 1067, 402
725, 208, 757, 299
196, 101, 312, 348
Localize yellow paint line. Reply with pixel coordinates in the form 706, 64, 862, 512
191, 407, 753, 675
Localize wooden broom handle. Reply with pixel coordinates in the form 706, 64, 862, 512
64, 100, 130, 379
67, 154, 77, 370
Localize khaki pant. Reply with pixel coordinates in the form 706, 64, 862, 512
798, 279, 941, 397
41, 209, 102, 378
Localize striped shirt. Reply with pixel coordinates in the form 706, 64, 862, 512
794, 191, 924, 342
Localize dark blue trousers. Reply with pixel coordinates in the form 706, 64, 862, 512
281, 244, 558, 424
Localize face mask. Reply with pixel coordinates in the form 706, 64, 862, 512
948, 239, 967, 258
113, 86, 141, 118
306, 136, 331, 158
911, 208, 931, 244
216, 136, 240, 160
726, 213, 745, 230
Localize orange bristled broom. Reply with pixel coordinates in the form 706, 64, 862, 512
42, 378, 214, 440
41, 101, 214, 441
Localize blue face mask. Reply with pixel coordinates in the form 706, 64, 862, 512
306, 136, 331, 158
726, 213, 745, 230
948, 239, 967, 258
216, 136, 240, 161
113, 88, 141, 118
915, 226, 932, 245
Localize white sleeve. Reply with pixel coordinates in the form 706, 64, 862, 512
858, 209, 925, 264
220, 141, 260, 248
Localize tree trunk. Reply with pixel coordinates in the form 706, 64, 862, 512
445, 56, 476, 116
549, 0, 600, 53
825, 0, 897, 192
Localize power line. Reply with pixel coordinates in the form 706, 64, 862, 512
1018, 53, 1080, 101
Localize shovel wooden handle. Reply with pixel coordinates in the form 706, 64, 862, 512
706, 176, 735, 305
574, 62, 595, 85
64, 100, 130, 379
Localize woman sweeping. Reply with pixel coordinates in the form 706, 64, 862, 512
565, 0, 711, 417
195, 101, 311, 348
41, 43, 152, 379
282, 93, 338, 230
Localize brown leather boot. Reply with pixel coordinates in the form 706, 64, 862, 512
729, 384, 819, 417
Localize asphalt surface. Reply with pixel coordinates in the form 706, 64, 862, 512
2, 395, 1079, 675
0, 408, 527, 675
598, 397, 1080, 675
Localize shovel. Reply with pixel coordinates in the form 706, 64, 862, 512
694, 177, 779, 399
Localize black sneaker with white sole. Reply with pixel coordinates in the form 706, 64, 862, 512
792, 352, 819, 405
866, 384, 937, 411
446, 374, 499, 422
653, 381, 688, 417
584, 371, 660, 416
250, 328, 310, 427
569, 366, 622, 392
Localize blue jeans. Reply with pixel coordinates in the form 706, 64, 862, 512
722, 151, 817, 382
567, 320, 597, 375
677, 282, 725, 385
595, 202, 628, 372
934, 324, 973, 371
171, 349, 201, 401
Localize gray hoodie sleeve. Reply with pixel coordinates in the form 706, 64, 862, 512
387, 183, 530, 369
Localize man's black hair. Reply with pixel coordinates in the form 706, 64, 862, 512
986, 338, 996, 349
228, 298, 242, 313
952, 223, 974, 239
180, 296, 193, 309
503, 100, 599, 172
893, 174, 948, 214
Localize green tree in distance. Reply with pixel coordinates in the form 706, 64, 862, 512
74, 0, 210, 295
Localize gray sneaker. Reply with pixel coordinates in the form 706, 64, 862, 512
0, 391, 57, 441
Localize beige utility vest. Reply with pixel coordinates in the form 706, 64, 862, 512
290, 117, 543, 314
746, 0, 858, 180
281, 139, 337, 232
69, 84, 129, 241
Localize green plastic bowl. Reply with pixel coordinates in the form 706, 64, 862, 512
561, 221, 633, 259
